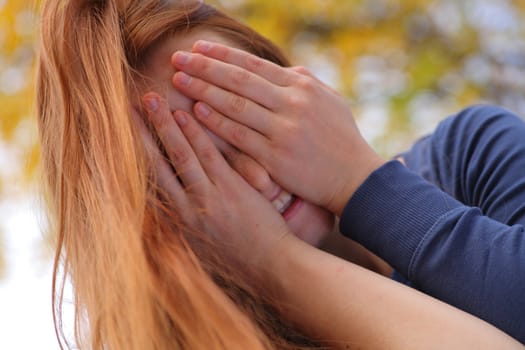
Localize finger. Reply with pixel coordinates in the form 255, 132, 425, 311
131, 107, 186, 204
223, 148, 281, 200
172, 51, 284, 110
171, 109, 236, 184
142, 93, 208, 191
290, 65, 339, 94
204, 134, 280, 199
202, 132, 274, 192
290, 66, 325, 86
192, 101, 269, 167
191, 40, 297, 87
172, 71, 274, 136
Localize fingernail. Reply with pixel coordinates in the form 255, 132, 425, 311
175, 72, 192, 86
174, 51, 191, 65
143, 96, 159, 112
195, 102, 211, 118
174, 111, 188, 126
194, 40, 212, 53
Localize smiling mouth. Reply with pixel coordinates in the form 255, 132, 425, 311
272, 190, 296, 215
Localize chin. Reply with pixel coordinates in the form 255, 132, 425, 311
287, 201, 335, 247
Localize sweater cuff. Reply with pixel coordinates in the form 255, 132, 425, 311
339, 160, 464, 275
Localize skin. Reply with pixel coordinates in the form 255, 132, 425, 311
140, 30, 334, 247
142, 30, 393, 276
141, 30, 392, 276
137, 47, 524, 349
168, 40, 387, 216
265, 235, 524, 349
136, 95, 291, 269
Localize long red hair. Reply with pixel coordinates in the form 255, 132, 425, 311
36, 0, 320, 349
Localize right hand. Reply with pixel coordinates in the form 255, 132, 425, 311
170, 42, 386, 215
135, 92, 294, 269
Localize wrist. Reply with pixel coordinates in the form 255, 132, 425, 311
257, 234, 313, 297
329, 154, 386, 216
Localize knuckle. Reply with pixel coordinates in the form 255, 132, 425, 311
287, 94, 307, 110
282, 119, 298, 134
199, 146, 217, 163
231, 68, 251, 86
278, 71, 296, 86
293, 65, 310, 75
231, 124, 247, 143
228, 95, 247, 115
246, 55, 264, 73
168, 147, 190, 165
297, 76, 316, 91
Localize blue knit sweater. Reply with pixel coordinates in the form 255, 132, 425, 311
340, 105, 525, 343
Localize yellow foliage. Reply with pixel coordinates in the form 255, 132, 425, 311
1, 0, 525, 191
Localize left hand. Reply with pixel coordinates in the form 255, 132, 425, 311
170, 41, 385, 215
135, 93, 294, 269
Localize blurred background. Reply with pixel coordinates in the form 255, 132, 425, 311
1, 0, 524, 347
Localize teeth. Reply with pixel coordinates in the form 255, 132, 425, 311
272, 191, 294, 214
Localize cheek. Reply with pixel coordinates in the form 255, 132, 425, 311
166, 87, 194, 114
287, 203, 335, 247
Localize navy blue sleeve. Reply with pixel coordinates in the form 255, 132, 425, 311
339, 105, 525, 343
402, 105, 525, 226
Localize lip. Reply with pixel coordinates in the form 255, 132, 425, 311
282, 196, 302, 221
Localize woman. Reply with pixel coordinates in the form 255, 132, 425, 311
36, 0, 523, 349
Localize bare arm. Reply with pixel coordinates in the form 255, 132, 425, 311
140, 91, 524, 349
321, 225, 393, 277
264, 236, 523, 349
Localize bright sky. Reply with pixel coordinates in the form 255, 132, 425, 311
0, 134, 64, 349
0, 197, 60, 349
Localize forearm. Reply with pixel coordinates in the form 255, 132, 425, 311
264, 237, 523, 349
341, 106, 525, 341
340, 160, 525, 340
401, 105, 525, 226
321, 227, 393, 277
